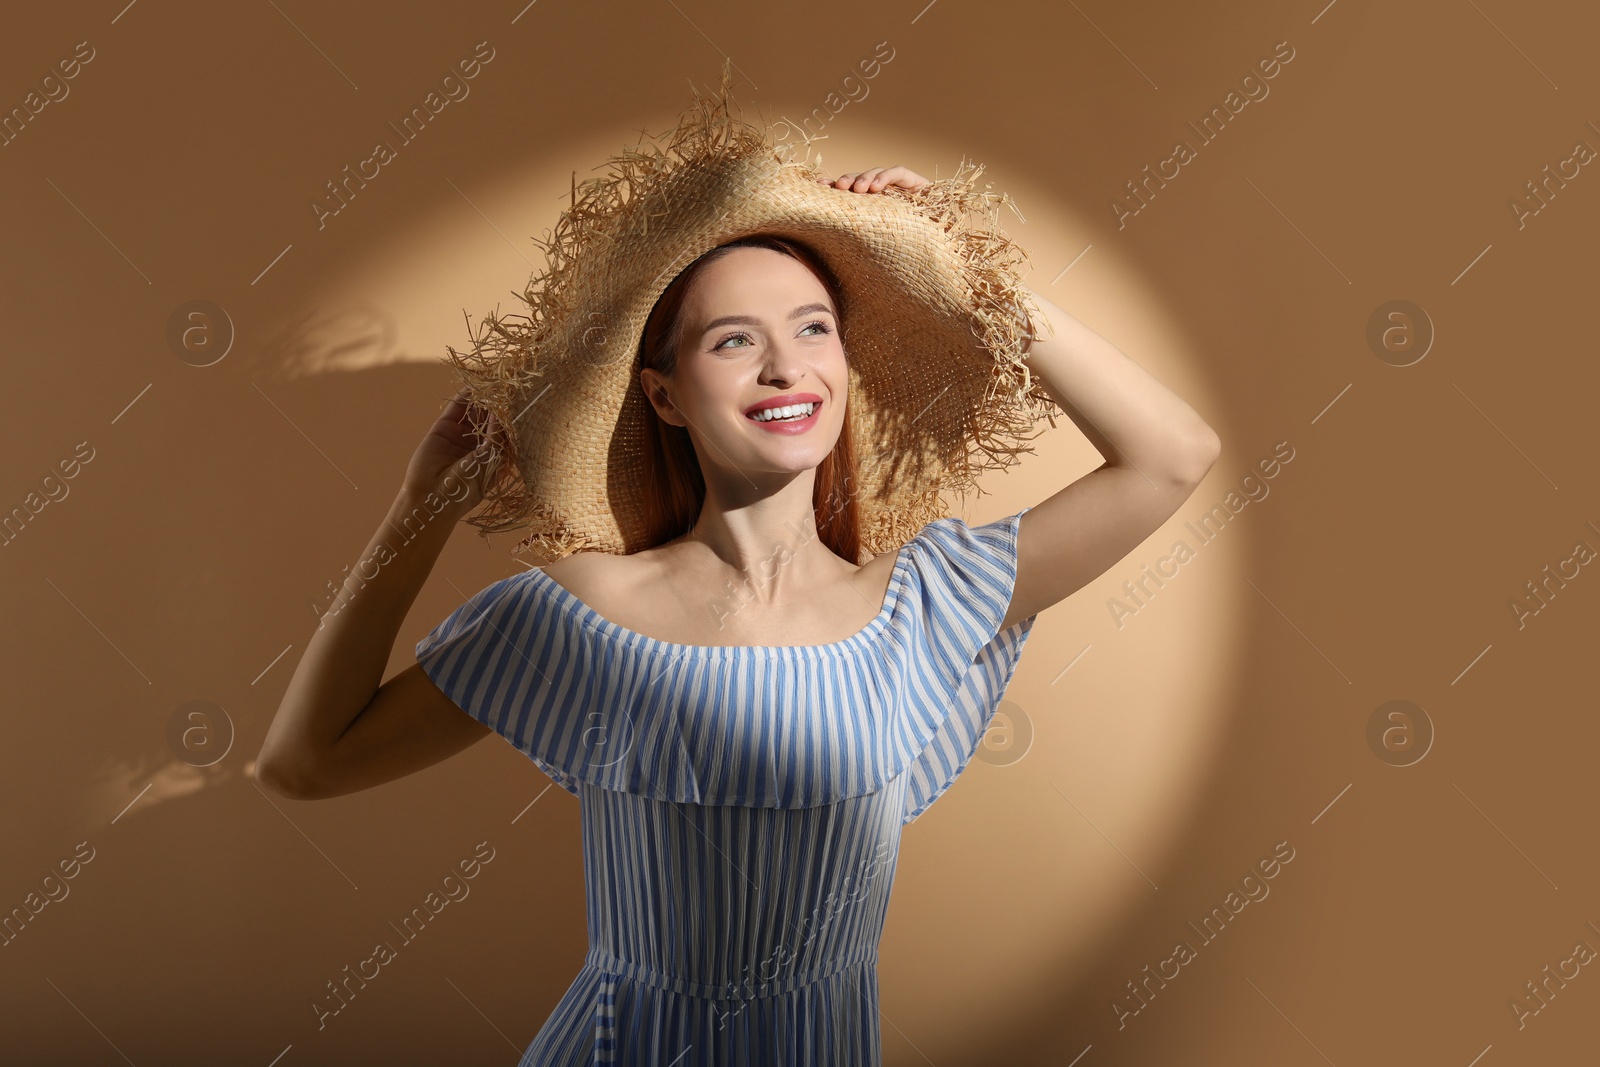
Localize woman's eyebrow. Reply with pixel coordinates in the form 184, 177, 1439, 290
700, 303, 833, 334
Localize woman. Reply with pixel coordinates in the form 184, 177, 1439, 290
257, 164, 1218, 1064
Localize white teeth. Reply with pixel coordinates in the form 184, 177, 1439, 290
750, 402, 816, 422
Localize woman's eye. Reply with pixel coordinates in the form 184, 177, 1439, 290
715, 322, 831, 350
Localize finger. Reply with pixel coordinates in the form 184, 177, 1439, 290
453, 445, 495, 489
470, 409, 499, 448
866, 168, 902, 191
851, 169, 885, 192
881, 166, 917, 189
881, 166, 929, 191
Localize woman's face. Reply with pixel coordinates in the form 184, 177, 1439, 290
642, 246, 848, 482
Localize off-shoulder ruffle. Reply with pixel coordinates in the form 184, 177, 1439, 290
415, 508, 1035, 817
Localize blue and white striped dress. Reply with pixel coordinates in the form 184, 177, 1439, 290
415, 507, 1036, 1065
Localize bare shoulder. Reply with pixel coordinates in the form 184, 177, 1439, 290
538, 548, 645, 602
856, 540, 902, 587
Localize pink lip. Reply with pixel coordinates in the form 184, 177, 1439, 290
745, 397, 823, 435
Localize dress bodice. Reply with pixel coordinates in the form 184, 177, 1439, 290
415, 508, 1036, 1065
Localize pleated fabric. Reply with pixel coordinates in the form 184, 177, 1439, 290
416, 508, 1036, 1065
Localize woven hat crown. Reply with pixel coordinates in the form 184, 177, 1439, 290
445, 60, 1057, 561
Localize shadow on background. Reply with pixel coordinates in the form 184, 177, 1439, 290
4, 1, 1599, 1065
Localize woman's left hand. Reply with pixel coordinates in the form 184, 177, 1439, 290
817, 166, 930, 194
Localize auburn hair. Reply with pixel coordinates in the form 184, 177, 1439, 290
633, 234, 863, 563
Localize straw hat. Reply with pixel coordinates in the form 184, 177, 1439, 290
444, 59, 1059, 563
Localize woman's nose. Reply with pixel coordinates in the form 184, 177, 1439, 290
759, 348, 805, 385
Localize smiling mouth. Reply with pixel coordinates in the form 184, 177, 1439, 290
747, 401, 820, 423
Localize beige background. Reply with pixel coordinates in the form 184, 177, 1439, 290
2, 0, 1596, 1064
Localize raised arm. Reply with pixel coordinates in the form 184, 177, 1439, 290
254, 388, 505, 799
1000, 283, 1220, 631
818, 166, 1220, 630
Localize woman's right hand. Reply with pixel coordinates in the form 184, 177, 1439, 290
402, 386, 504, 515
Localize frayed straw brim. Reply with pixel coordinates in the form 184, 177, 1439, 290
442, 59, 1059, 562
